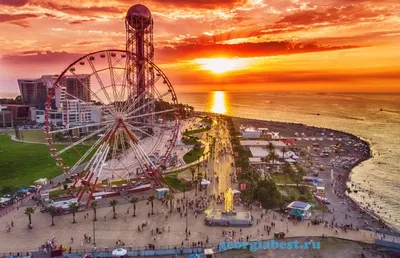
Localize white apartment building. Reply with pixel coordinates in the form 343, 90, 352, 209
61, 99, 101, 129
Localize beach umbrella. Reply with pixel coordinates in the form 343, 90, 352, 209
112, 248, 127, 256
201, 179, 210, 185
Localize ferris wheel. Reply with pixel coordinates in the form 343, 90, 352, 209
44, 49, 180, 205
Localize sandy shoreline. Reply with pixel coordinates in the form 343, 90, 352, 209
196, 111, 396, 231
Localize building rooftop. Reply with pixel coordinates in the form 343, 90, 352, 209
240, 140, 269, 146
287, 201, 311, 211
249, 147, 268, 157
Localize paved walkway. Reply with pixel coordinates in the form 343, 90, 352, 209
0, 194, 375, 253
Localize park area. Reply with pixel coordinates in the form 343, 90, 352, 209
0, 135, 89, 194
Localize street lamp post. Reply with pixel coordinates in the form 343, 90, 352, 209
93, 219, 96, 246
185, 198, 189, 241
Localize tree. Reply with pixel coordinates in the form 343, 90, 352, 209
24, 207, 35, 228
69, 202, 79, 224
254, 180, 283, 209
267, 150, 278, 171
196, 163, 201, 175
15, 95, 22, 104
90, 201, 99, 221
109, 199, 118, 219
47, 205, 57, 226
148, 195, 155, 215
130, 197, 138, 217
165, 193, 174, 213
267, 142, 275, 153
190, 167, 196, 181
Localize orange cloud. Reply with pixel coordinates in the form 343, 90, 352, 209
0, 13, 38, 27
0, 0, 399, 93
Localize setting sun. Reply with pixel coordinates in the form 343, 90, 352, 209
211, 91, 227, 114
195, 58, 251, 74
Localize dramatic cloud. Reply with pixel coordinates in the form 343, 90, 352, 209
157, 41, 359, 61
0, 0, 28, 6
0, 13, 38, 27
276, 5, 391, 26
69, 19, 96, 25
139, 0, 246, 9
0, 51, 83, 65
0, 0, 399, 92
30, 2, 122, 17
0, 13, 38, 23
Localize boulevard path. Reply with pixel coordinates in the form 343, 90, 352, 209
206, 117, 235, 209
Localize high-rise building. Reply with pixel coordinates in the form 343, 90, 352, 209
63, 75, 91, 103
18, 74, 91, 110
18, 78, 48, 109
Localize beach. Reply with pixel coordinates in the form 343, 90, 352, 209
208, 114, 384, 230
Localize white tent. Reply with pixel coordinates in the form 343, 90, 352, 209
201, 179, 211, 185
34, 178, 47, 185
112, 248, 127, 256
232, 190, 241, 194
285, 158, 297, 163
0, 197, 10, 204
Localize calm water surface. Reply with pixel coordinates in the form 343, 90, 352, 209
179, 91, 400, 229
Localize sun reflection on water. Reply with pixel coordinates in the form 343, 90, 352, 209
211, 91, 227, 114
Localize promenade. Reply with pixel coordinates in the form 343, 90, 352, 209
0, 116, 375, 254
0, 191, 375, 253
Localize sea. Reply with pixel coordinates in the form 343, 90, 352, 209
178, 91, 400, 229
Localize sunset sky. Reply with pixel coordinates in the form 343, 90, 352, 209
1, 0, 400, 96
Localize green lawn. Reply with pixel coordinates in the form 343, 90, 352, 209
183, 147, 205, 164
19, 130, 47, 142
163, 173, 194, 192
0, 135, 91, 194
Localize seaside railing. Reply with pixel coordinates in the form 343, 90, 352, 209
0, 243, 218, 258
1, 233, 386, 258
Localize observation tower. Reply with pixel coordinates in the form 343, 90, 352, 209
45, 4, 179, 207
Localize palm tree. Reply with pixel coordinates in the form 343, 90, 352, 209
267, 142, 275, 153
283, 163, 291, 187
69, 202, 79, 224
130, 197, 138, 217
47, 205, 57, 226
190, 167, 196, 181
197, 172, 203, 192
268, 150, 278, 171
148, 195, 155, 215
281, 146, 288, 161
109, 199, 118, 219
90, 201, 99, 221
165, 193, 174, 213
24, 207, 35, 227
